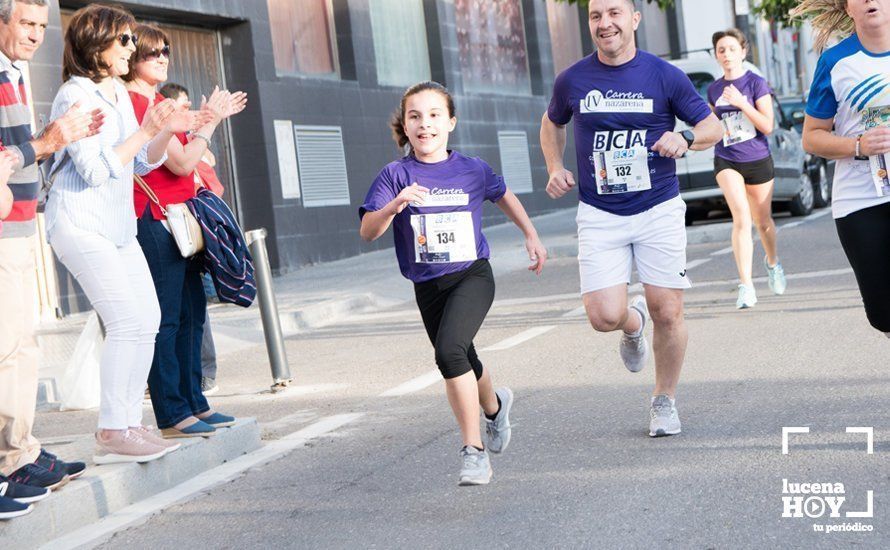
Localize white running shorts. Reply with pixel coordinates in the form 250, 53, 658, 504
576, 195, 691, 294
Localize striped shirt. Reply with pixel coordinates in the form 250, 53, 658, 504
0, 50, 39, 239
45, 76, 165, 247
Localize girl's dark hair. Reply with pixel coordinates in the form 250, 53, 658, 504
712, 28, 749, 51
63, 4, 137, 82
122, 23, 170, 82
159, 82, 188, 100
389, 81, 456, 150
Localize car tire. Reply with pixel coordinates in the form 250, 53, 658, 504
685, 206, 708, 226
812, 161, 831, 208
789, 167, 815, 217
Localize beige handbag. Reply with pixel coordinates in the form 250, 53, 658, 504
134, 174, 205, 258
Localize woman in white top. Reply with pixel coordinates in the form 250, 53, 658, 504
796, 0, 890, 336
46, 4, 199, 464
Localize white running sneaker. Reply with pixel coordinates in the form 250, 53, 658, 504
649, 394, 681, 437
458, 446, 492, 486
764, 257, 787, 295
619, 296, 650, 373
484, 387, 513, 454
736, 284, 757, 309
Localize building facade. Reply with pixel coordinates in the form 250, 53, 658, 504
29, 0, 597, 316
27, 0, 814, 317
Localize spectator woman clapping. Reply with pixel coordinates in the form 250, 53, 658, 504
44, 4, 199, 465
123, 23, 246, 439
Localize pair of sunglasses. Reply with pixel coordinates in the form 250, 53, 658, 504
118, 33, 138, 47
144, 45, 171, 60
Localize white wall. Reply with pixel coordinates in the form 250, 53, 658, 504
681, 0, 735, 54
638, 1, 671, 57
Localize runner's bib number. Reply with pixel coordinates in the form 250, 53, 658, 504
869, 153, 890, 197
593, 146, 651, 194
864, 106, 890, 197
410, 212, 477, 263
721, 111, 757, 147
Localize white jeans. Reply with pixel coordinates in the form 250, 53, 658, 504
49, 210, 160, 430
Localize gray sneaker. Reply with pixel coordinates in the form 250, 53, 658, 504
458, 446, 492, 486
620, 296, 650, 373
649, 394, 681, 437
484, 387, 513, 454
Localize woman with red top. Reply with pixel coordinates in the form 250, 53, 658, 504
123, 23, 246, 439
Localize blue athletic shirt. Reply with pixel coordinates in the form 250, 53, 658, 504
548, 50, 712, 216
807, 34, 890, 219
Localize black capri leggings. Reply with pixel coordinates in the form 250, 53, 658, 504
835, 201, 890, 332
414, 259, 495, 380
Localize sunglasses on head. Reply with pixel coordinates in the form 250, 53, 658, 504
144, 45, 171, 60
118, 33, 138, 47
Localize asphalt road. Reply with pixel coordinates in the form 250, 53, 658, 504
96, 208, 888, 549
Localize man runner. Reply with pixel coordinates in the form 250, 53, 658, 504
540, 0, 722, 436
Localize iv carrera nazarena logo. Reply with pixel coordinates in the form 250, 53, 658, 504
580, 89, 653, 114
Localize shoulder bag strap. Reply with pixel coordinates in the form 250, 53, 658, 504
134, 174, 168, 217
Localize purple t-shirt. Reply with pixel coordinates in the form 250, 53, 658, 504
359, 151, 507, 283
707, 71, 772, 162
548, 50, 712, 216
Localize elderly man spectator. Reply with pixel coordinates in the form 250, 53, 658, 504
0, 0, 102, 495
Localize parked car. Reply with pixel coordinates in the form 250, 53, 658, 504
777, 94, 834, 209
668, 56, 833, 224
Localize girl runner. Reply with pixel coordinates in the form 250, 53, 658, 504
708, 28, 787, 309
359, 81, 547, 485
794, 0, 890, 336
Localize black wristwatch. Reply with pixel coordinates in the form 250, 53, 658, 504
681, 129, 695, 147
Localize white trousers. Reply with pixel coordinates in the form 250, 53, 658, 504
49, 210, 160, 430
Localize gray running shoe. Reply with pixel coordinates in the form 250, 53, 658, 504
619, 296, 650, 373
458, 446, 492, 486
764, 257, 787, 295
649, 394, 681, 437
485, 387, 514, 454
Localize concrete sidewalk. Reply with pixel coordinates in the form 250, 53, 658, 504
9, 207, 732, 548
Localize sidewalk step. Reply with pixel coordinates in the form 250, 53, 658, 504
0, 418, 261, 548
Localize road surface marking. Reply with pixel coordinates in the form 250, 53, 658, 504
379, 370, 441, 397
381, 325, 559, 397
480, 325, 557, 351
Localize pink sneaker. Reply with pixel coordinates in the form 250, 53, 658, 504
132, 426, 181, 453
93, 429, 168, 465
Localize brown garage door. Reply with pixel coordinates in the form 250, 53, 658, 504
60, 13, 240, 218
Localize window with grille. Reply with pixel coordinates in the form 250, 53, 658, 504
294, 126, 351, 207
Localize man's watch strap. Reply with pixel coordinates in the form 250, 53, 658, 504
681, 130, 695, 147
